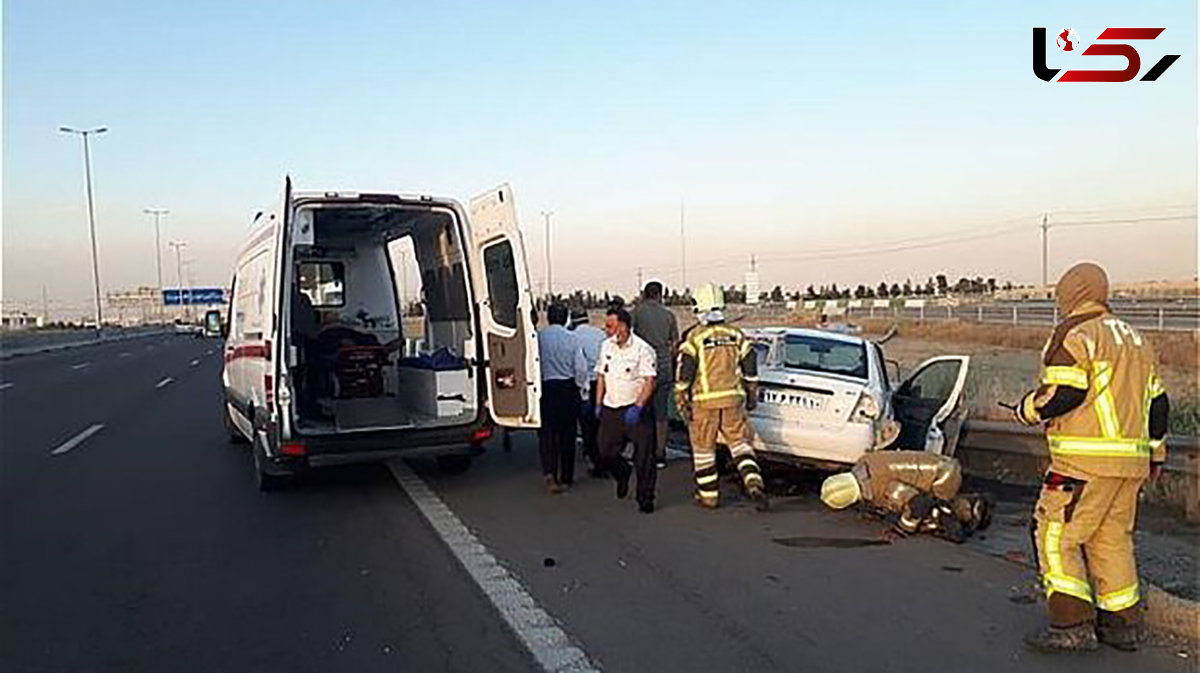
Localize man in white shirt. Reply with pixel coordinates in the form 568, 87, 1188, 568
594, 307, 658, 513
570, 306, 609, 476
538, 304, 589, 493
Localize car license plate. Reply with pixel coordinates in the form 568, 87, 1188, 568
762, 389, 827, 410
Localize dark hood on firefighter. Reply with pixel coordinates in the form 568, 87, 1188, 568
1055, 262, 1109, 315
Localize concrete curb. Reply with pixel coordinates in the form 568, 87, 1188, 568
0, 329, 170, 360
1146, 583, 1200, 642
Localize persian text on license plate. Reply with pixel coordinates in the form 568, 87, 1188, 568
762, 389, 828, 410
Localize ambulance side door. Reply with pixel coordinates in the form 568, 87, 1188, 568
466, 183, 541, 428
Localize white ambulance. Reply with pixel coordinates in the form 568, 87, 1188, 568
222, 178, 540, 489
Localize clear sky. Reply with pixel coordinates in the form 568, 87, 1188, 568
3, 0, 1196, 315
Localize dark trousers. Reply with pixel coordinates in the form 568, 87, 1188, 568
539, 379, 581, 484
597, 405, 657, 506
580, 381, 600, 467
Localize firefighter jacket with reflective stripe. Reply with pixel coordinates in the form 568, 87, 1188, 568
1026, 302, 1166, 479
675, 321, 758, 410
851, 451, 962, 513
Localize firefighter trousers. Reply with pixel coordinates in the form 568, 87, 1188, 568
688, 405, 763, 505
1032, 473, 1144, 627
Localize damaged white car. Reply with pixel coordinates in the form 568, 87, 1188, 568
743, 327, 970, 468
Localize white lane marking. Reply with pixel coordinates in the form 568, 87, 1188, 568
205, 349, 214, 356
387, 461, 599, 673
70, 362, 90, 370
155, 377, 175, 389
189, 359, 200, 367
0, 383, 13, 391
51, 424, 104, 456
119, 352, 132, 358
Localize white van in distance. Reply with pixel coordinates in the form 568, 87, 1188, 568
222, 179, 541, 489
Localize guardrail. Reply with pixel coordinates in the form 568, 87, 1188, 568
841, 304, 1199, 332
957, 419, 1200, 521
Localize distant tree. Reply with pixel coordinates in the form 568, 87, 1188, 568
902, 280, 913, 296
936, 274, 949, 295
890, 283, 902, 298
804, 285, 816, 299
986, 278, 997, 294
877, 281, 889, 298
829, 283, 840, 299
770, 285, 785, 302
925, 278, 936, 295
854, 284, 867, 299
1003, 281, 1014, 291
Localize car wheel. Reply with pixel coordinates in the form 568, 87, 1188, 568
224, 403, 249, 444
436, 455, 472, 474
253, 434, 292, 491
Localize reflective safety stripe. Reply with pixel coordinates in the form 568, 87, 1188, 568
1043, 365, 1089, 389
1049, 436, 1150, 457
696, 335, 710, 396
736, 458, 759, 472
1043, 521, 1094, 602
673, 381, 690, 392
741, 375, 759, 383
738, 339, 753, 358
1092, 362, 1120, 438
697, 488, 719, 498
679, 341, 697, 356
696, 472, 719, 485
694, 389, 744, 402
1096, 583, 1140, 612
1149, 438, 1165, 451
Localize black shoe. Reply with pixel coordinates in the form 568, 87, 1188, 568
1024, 624, 1099, 653
638, 501, 655, 514
616, 466, 631, 499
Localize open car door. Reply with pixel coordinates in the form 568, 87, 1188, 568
467, 184, 541, 429
890, 356, 970, 455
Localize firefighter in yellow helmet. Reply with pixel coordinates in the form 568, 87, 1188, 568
675, 283, 769, 511
820, 451, 993, 542
1015, 262, 1170, 653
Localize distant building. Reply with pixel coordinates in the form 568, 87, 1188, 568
1, 313, 45, 330
744, 270, 760, 306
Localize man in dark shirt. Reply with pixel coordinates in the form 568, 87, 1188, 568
632, 281, 679, 468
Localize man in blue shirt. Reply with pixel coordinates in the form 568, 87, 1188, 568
537, 303, 589, 493
570, 306, 609, 476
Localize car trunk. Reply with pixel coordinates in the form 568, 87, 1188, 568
285, 201, 480, 435
755, 369, 867, 425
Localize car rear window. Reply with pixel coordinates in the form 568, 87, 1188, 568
783, 335, 868, 379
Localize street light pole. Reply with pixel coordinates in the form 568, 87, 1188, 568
144, 207, 169, 317
59, 125, 108, 332
540, 210, 554, 298
169, 241, 188, 321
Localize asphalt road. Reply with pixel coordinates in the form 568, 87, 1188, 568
0, 337, 1193, 672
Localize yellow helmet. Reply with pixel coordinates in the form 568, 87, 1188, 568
820, 472, 862, 509
692, 282, 725, 314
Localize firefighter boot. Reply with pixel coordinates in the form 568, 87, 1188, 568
1095, 609, 1144, 652
695, 492, 719, 509
1023, 624, 1099, 653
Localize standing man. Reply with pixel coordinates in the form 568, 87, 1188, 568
595, 307, 658, 513
570, 306, 608, 476
632, 280, 680, 469
537, 304, 589, 494
1015, 262, 1169, 653
675, 283, 768, 511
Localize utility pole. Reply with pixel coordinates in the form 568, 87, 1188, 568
144, 207, 169, 318
636, 267, 644, 290
41, 285, 49, 325
59, 125, 108, 332
1040, 213, 1049, 290
169, 241, 188, 321
540, 210, 554, 298
680, 202, 687, 292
